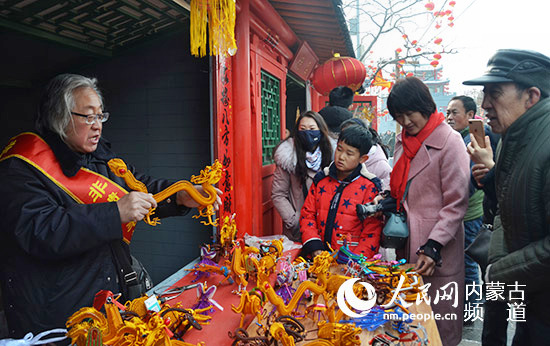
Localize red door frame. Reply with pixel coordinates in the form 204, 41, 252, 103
215, 0, 300, 238
250, 33, 288, 237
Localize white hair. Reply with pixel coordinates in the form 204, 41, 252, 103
36, 74, 103, 139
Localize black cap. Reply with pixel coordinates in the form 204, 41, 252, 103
318, 105, 353, 133
329, 86, 354, 108
463, 49, 550, 96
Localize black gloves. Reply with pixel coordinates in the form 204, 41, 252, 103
416, 239, 443, 267
379, 196, 397, 213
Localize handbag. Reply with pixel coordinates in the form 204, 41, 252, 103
381, 180, 411, 249
111, 242, 154, 301
465, 223, 493, 270
381, 211, 409, 249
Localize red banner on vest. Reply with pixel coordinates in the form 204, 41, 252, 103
0, 132, 136, 243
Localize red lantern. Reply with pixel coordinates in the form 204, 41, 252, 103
411, 40, 418, 45
311, 53, 367, 95
435, 23, 441, 29
449, 1, 456, 6
445, 9, 452, 15
406, 72, 414, 77
448, 16, 454, 21
396, 48, 402, 53
430, 60, 440, 67
434, 37, 443, 45
448, 22, 455, 27
433, 53, 442, 60
425, 2, 435, 11
416, 47, 422, 52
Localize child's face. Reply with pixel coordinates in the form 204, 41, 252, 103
334, 140, 368, 177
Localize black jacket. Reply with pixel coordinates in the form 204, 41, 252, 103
488, 98, 550, 323
0, 131, 187, 337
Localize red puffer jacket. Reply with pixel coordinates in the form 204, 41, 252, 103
300, 163, 383, 257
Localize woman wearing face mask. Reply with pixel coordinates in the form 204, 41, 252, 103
272, 111, 335, 242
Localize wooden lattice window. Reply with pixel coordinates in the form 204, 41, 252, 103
260, 70, 281, 165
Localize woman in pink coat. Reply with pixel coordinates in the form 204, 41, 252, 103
387, 77, 470, 346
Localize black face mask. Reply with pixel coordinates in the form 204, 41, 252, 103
298, 130, 321, 151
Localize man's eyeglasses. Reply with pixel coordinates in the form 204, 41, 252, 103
71, 111, 110, 125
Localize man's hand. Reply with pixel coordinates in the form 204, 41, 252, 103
415, 254, 436, 276
472, 163, 491, 187
467, 135, 494, 168
176, 186, 223, 210
117, 191, 157, 223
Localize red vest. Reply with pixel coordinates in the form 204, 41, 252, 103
0, 132, 136, 243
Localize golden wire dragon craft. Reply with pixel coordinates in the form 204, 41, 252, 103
108, 158, 222, 226
66, 296, 209, 346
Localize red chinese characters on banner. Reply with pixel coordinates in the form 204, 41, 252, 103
215, 55, 234, 218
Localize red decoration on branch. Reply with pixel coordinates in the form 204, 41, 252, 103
434, 38, 443, 45
311, 53, 367, 95
433, 53, 442, 60
449, 1, 456, 6
430, 60, 440, 67
425, 2, 435, 11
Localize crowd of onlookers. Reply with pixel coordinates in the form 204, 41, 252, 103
272, 49, 550, 346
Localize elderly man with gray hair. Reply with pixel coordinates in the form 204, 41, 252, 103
0, 74, 221, 338
464, 49, 550, 344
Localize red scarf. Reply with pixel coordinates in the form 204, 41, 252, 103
390, 112, 445, 208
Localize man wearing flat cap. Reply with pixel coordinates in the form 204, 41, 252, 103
464, 49, 550, 344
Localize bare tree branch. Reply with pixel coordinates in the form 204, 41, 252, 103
364, 49, 458, 86
357, 0, 427, 61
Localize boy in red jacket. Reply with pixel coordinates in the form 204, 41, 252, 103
300, 125, 383, 258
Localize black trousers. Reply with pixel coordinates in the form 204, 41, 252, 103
511, 305, 550, 346
482, 300, 508, 346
